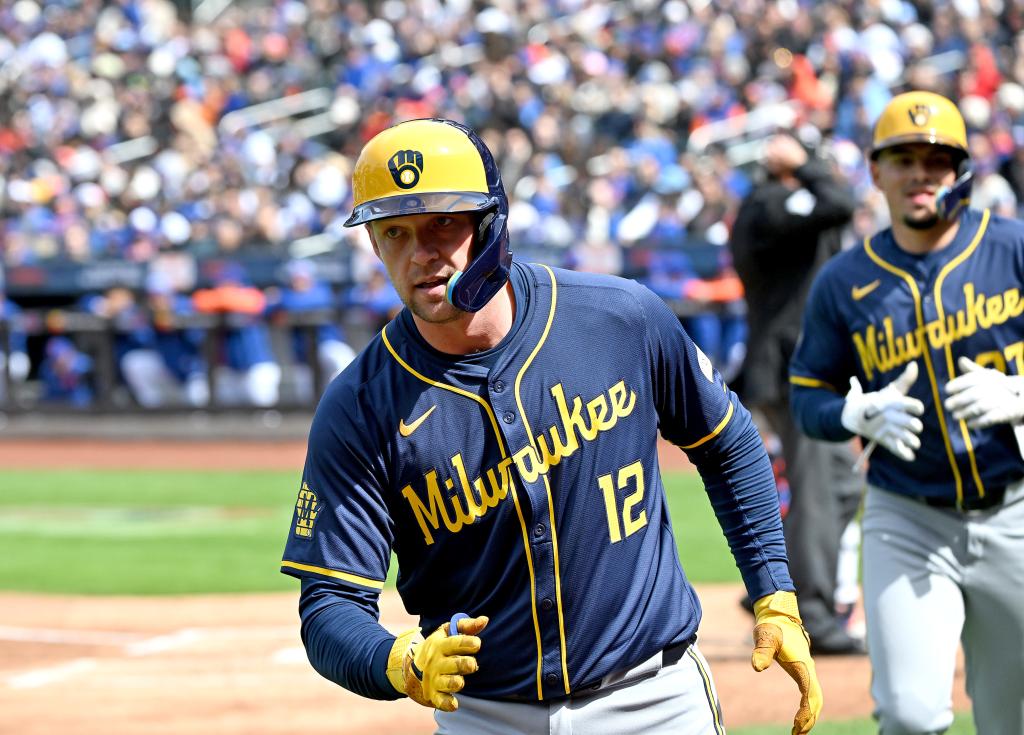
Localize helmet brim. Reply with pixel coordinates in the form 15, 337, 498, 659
870, 135, 968, 160
343, 192, 495, 227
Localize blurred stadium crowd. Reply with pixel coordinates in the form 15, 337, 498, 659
2, 0, 1024, 409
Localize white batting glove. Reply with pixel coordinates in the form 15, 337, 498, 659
944, 357, 1024, 429
841, 362, 925, 462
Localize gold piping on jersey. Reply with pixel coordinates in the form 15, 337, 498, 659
931, 209, 989, 499
280, 560, 385, 590
513, 264, 572, 697
789, 375, 837, 392
687, 646, 726, 735
677, 401, 735, 451
863, 238, 966, 501
381, 321, 547, 701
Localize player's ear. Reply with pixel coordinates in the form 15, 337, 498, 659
869, 158, 881, 188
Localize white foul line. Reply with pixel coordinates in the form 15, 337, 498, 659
0, 625, 142, 647
124, 629, 203, 657
3, 627, 204, 689
7, 659, 98, 689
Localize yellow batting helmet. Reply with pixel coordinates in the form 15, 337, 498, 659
344, 118, 511, 312
869, 90, 968, 159
345, 118, 503, 226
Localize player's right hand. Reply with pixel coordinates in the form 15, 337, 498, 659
841, 362, 924, 462
386, 614, 488, 711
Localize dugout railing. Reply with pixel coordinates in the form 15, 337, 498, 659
0, 298, 743, 414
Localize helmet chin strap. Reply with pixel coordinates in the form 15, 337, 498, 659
935, 164, 973, 221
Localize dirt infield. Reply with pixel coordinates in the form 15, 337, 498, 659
0, 438, 969, 734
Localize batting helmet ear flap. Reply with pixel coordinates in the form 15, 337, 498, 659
936, 158, 973, 221
439, 120, 512, 313
445, 207, 511, 312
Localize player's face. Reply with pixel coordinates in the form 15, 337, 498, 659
871, 143, 959, 230
367, 212, 476, 324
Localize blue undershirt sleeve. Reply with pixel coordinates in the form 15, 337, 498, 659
298, 578, 405, 700
684, 402, 794, 601
790, 384, 852, 441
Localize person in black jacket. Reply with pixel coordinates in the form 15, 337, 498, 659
729, 131, 866, 655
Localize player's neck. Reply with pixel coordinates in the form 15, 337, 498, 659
891, 218, 960, 256
414, 282, 516, 356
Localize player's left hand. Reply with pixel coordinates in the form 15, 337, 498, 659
386, 614, 489, 711
944, 357, 1024, 429
751, 591, 823, 735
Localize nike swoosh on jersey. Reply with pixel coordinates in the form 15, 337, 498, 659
852, 279, 881, 301
399, 405, 437, 437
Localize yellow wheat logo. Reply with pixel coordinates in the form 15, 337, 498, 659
293, 482, 321, 539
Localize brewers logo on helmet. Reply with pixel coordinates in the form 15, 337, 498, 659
344, 118, 511, 313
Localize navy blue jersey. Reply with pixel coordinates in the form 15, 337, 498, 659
282, 262, 790, 700
791, 208, 1024, 501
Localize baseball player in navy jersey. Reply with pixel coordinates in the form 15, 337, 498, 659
282, 118, 823, 734
790, 91, 1024, 734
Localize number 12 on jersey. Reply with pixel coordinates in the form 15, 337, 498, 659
598, 460, 648, 543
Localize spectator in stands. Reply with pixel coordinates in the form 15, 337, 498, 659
265, 259, 354, 403
193, 262, 280, 407
39, 336, 93, 408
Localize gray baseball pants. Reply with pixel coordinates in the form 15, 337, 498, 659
862, 479, 1024, 734
434, 641, 725, 735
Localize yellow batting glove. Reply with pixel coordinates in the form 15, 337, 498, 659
751, 591, 823, 735
386, 613, 488, 712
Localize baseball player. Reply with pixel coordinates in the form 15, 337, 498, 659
120, 272, 209, 408
790, 91, 1024, 734
264, 259, 355, 403
193, 263, 281, 407
0, 286, 30, 405
281, 119, 822, 735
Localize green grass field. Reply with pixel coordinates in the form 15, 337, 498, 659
0, 468, 736, 595
0, 467, 974, 733
0, 468, 299, 594
730, 714, 973, 735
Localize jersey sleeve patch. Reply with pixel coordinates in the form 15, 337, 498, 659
695, 344, 715, 383
292, 481, 322, 540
